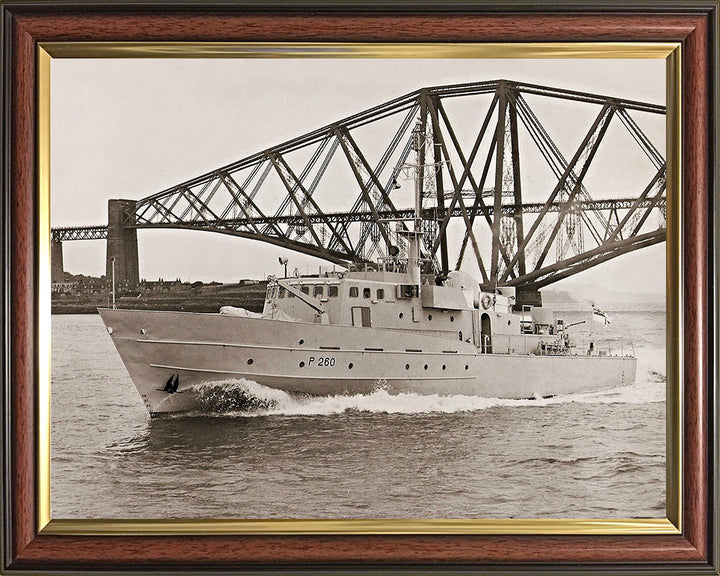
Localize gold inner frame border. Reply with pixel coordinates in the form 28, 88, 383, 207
36, 41, 682, 536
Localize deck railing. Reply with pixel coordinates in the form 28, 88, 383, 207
488, 335, 635, 357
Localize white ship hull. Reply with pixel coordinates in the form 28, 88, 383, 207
99, 308, 637, 416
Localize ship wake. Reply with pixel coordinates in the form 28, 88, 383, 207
176, 361, 666, 418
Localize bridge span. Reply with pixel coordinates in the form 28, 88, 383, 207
51, 80, 667, 295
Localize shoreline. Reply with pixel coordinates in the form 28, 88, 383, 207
51, 282, 268, 315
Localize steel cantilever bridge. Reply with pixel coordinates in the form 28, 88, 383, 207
52, 80, 666, 293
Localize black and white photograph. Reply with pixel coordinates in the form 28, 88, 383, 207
50, 55, 667, 521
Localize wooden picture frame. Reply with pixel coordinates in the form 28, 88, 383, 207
1, 1, 717, 573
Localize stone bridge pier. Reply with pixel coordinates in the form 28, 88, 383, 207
515, 288, 543, 309
51, 240, 64, 283
106, 199, 139, 288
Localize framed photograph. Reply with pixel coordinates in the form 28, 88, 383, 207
2, 1, 717, 574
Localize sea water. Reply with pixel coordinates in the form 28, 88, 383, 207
50, 304, 666, 519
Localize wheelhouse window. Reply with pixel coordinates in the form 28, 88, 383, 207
363, 287, 371, 298
313, 285, 324, 297
329, 285, 339, 298
376, 288, 385, 300
301, 286, 310, 295
349, 286, 359, 298
397, 284, 420, 299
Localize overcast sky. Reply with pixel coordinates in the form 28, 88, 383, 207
50, 57, 667, 294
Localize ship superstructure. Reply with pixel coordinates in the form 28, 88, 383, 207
99, 261, 635, 416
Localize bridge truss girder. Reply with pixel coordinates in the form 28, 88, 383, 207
51, 225, 109, 241
52, 197, 664, 239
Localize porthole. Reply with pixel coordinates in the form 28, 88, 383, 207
442, 364, 447, 371
299, 361, 305, 368
299, 339, 304, 345
465, 364, 469, 370
450, 316, 455, 322
247, 359, 254, 365
348, 363, 354, 369
428, 314, 433, 321
405, 364, 410, 370
399, 313, 404, 319
424, 364, 429, 370
508, 320, 512, 326
139, 329, 146, 335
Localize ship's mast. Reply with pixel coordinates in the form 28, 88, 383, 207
407, 121, 423, 285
